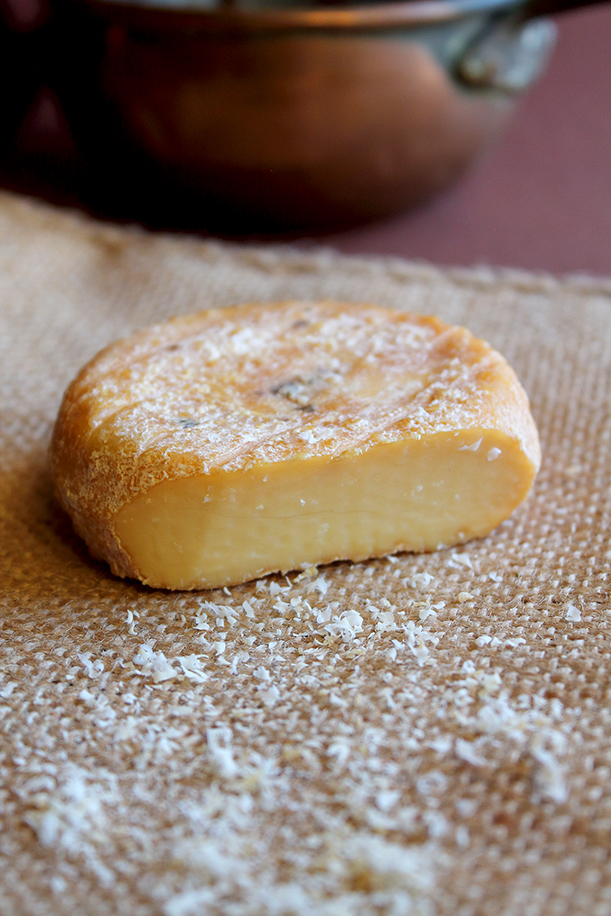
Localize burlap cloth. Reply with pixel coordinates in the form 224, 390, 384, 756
1, 191, 610, 916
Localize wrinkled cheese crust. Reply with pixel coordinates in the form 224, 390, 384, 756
50, 301, 540, 589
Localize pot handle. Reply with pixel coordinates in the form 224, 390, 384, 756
455, 14, 556, 91
456, 0, 609, 92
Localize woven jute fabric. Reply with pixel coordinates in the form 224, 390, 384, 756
1, 191, 610, 916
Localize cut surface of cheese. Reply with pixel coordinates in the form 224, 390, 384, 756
50, 301, 540, 590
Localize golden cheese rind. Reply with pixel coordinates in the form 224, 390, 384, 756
50, 301, 540, 589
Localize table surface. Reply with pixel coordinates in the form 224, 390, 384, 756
3, 195, 611, 916
2, 3, 610, 277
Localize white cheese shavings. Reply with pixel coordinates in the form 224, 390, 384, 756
565, 604, 582, 622
459, 437, 483, 451
133, 645, 178, 682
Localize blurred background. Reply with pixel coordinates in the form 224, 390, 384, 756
1, 0, 609, 275
328, 4, 611, 275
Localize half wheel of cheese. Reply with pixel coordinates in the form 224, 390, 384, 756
50, 301, 540, 590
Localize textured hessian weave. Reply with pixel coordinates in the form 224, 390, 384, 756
1, 193, 610, 916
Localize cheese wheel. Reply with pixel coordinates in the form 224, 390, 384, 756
50, 301, 540, 590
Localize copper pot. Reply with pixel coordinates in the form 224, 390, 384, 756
46, 0, 581, 230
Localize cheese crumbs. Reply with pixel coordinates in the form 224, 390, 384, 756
50, 301, 540, 589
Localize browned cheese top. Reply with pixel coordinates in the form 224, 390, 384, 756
50, 301, 541, 530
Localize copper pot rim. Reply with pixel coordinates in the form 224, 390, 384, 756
64, 0, 524, 33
